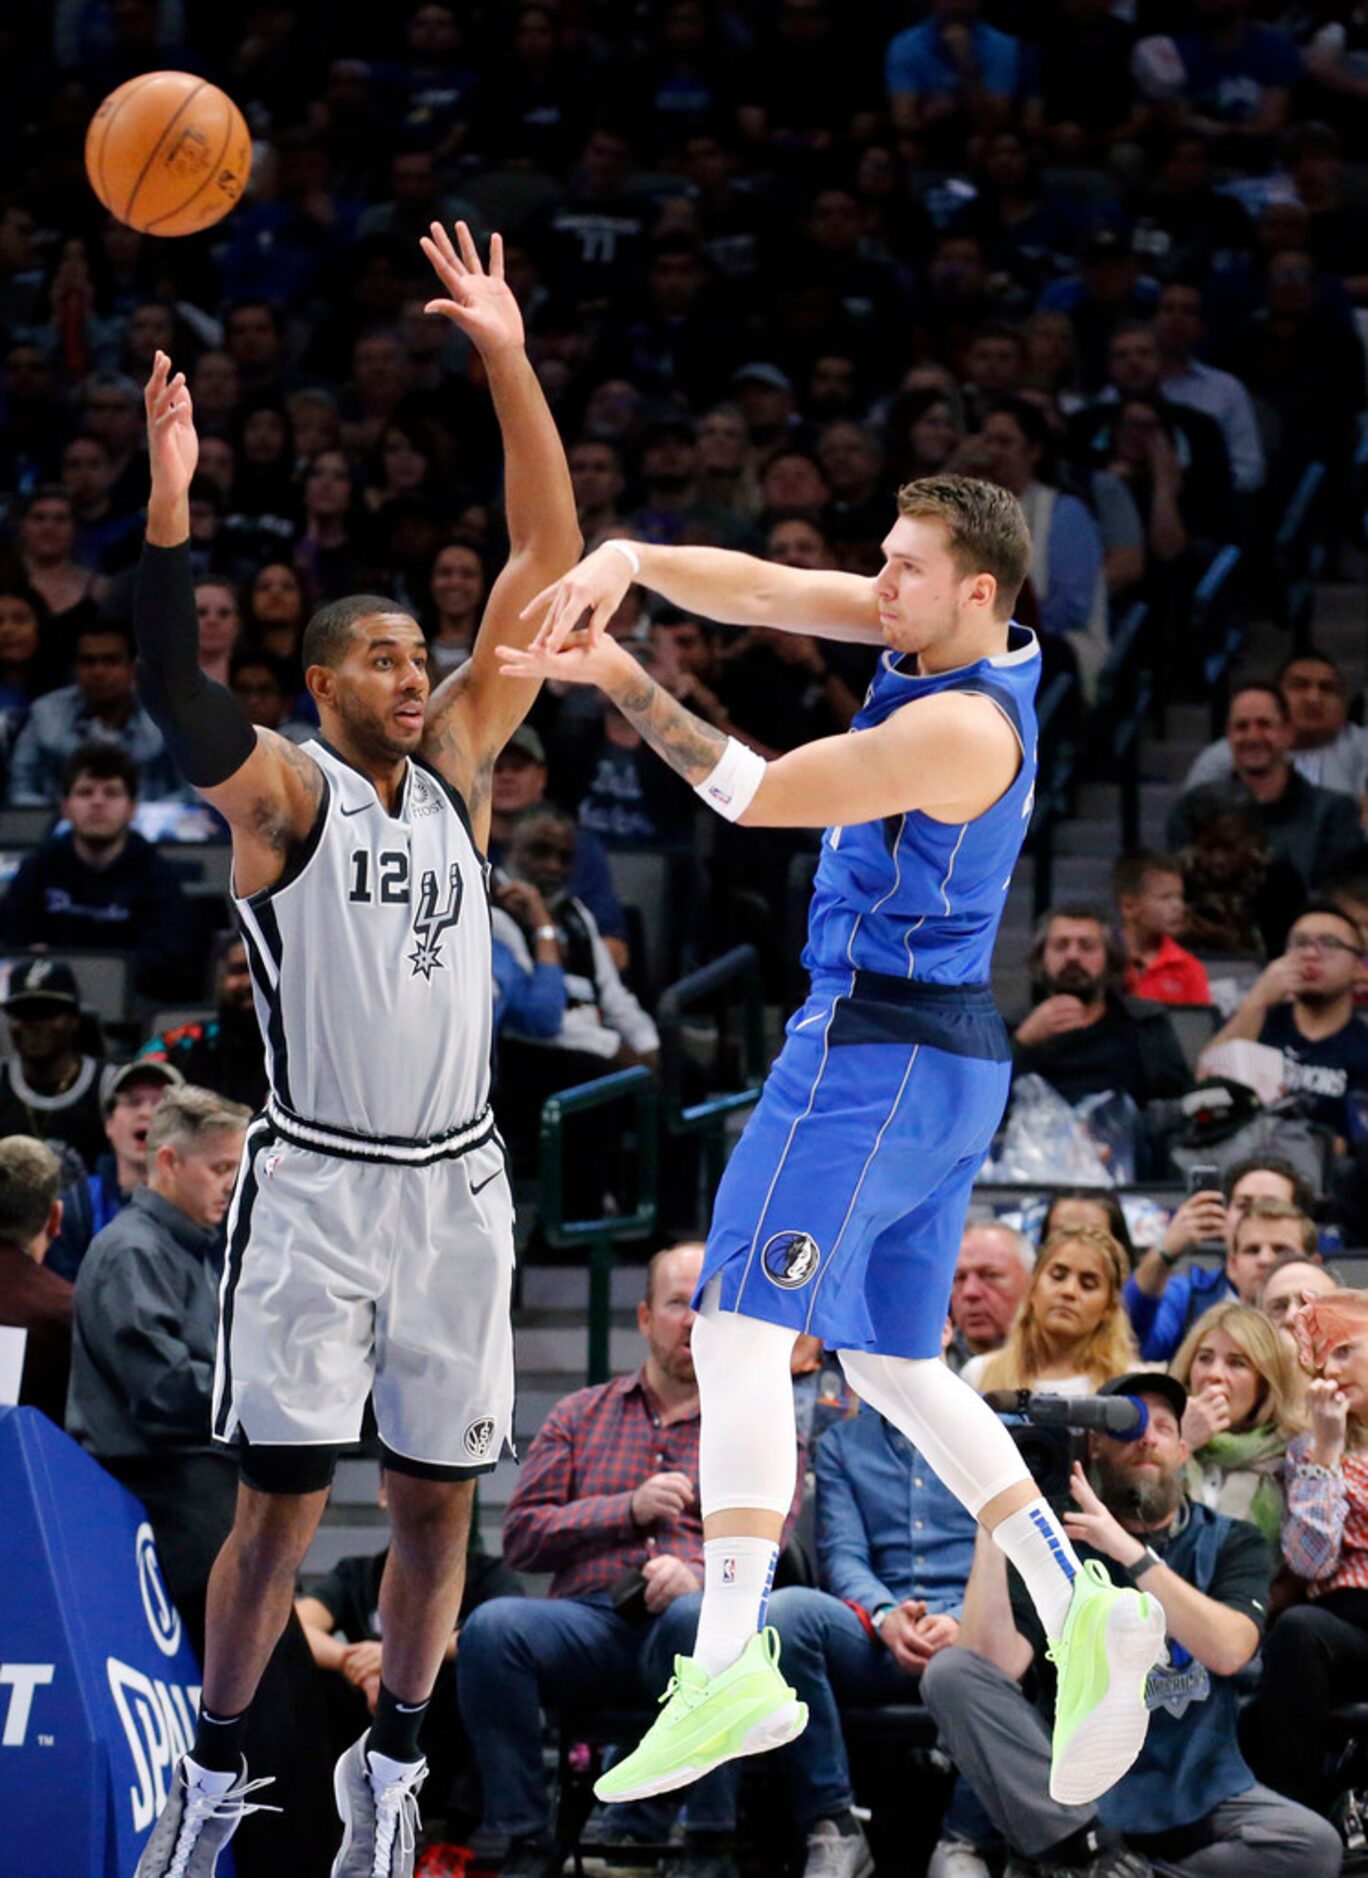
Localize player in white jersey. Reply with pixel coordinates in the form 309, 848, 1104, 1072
130, 225, 580, 1878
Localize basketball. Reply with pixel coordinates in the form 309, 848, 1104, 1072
85, 71, 251, 238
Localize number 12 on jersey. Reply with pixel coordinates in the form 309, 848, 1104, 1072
349, 849, 410, 904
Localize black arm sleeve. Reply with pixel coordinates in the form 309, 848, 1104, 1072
134, 539, 258, 787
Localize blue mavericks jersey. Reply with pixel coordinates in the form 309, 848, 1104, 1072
803, 625, 1040, 988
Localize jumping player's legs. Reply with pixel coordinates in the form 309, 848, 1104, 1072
196, 1477, 333, 1751
597, 1024, 1164, 1811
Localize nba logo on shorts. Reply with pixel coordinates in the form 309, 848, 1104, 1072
463, 1417, 496, 1460
761, 1230, 820, 1290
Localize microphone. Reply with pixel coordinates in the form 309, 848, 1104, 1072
982, 1391, 1151, 1442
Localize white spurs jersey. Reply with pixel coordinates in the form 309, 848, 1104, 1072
234, 738, 492, 1152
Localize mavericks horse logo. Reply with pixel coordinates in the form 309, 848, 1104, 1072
408, 863, 463, 979
761, 1230, 821, 1290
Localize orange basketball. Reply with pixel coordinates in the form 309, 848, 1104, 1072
85, 71, 252, 238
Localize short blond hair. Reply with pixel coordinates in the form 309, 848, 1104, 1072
1232, 1197, 1318, 1258
146, 1085, 251, 1156
0, 1135, 60, 1245
895, 474, 1032, 618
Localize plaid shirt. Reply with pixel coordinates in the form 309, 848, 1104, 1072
503, 1367, 805, 1600
1282, 1433, 1368, 1596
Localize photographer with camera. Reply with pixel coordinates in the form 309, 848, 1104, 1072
921, 1372, 1341, 1878
1124, 1158, 1317, 1363
455, 1243, 805, 1878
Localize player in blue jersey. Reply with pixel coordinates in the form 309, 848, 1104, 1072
502, 478, 1166, 1817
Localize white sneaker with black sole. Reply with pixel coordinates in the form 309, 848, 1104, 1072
332, 1733, 427, 1877
134, 1757, 278, 1877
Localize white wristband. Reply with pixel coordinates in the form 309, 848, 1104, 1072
604, 538, 641, 577
694, 736, 766, 822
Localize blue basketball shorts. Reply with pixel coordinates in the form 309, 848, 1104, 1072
696, 973, 1012, 1359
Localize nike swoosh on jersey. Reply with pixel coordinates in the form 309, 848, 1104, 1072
339, 801, 374, 816
470, 1167, 503, 1196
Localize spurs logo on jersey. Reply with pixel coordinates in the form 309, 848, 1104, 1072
234, 739, 493, 1142
409, 862, 463, 980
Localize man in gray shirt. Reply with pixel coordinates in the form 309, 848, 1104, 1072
1167, 682, 1362, 890
67, 1083, 248, 1591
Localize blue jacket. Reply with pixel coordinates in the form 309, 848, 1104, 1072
816, 1403, 977, 1618
1125, 1264, 1234, 1363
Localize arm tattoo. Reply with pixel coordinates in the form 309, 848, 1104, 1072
252, 734, 323, 854
606, 668, 729, 783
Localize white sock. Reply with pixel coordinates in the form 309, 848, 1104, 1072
183, 1756, 239, 1795
692, 1536, 779, 1677
992, 1498, 1083, 1637
367, 1746, 425, 1790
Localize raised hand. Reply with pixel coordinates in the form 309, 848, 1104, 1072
1182, 1386, 1232, 1451
1062, 1462, 1147, 1568
1307, 1377, 1349, 1471
144, 350, 199, 501
420, 220, 524, 357
520, 540, 637, 652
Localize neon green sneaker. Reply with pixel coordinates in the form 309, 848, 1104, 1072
1047, 1558, 1167, 1807
594, 1629, 808, 1804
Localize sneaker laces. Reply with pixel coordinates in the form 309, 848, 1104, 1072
166, 1776, 280, 1877
657, 1657, 709, 1727
371, 1764, 426, 1876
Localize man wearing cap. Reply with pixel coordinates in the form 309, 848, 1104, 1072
730, 363, 802, 451
920, 1371, 1340, 1877
44, 1056, 182, 1282
0, 959, 107, 1171
488, 724, 629, 967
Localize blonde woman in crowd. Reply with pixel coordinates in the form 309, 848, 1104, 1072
1170, 1301, 1303, 1548
963, 1226, 1138, 1395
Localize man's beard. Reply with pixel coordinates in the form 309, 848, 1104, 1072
1089, 1453, 1184, 1526
336, 691, 422, 762
1037, 965, 1104, 1002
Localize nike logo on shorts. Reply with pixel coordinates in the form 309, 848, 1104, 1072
470, 1167, 503, 1196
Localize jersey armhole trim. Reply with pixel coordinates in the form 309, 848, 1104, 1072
237, 770, 332, 910
411, 754, 485, 861
951, 687, 1026, 761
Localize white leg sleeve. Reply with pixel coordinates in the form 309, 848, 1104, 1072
837, 1349, 1029, 1517
691, 1280, 800, 1518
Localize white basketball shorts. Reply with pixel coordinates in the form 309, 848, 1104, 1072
212, 1109, 515, 1475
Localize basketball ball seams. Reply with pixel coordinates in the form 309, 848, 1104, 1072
144, 92, 240, 235
85, 71, 252, 238
124, 76, 209, 227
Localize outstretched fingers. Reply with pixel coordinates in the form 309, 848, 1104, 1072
145, 349, 171, 409
455, 219, 482, 275
426, 220, 463, 274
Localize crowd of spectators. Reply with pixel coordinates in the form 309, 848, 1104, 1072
5, 0, 1368, 1872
